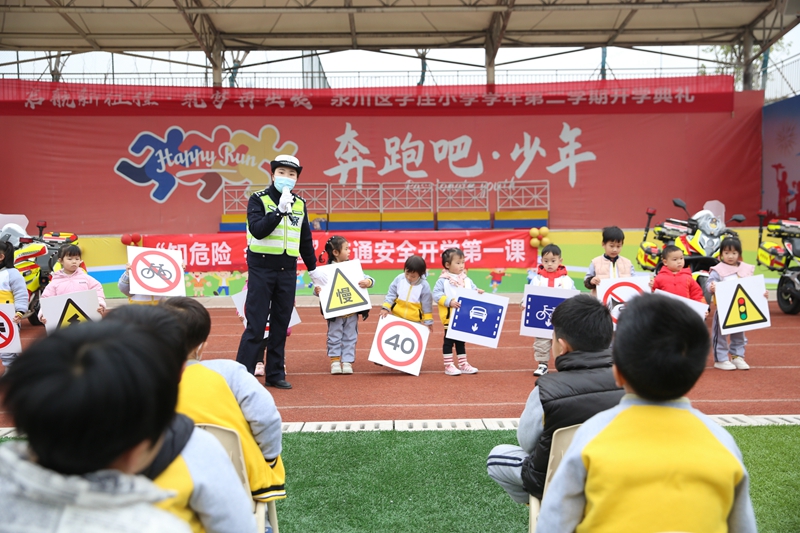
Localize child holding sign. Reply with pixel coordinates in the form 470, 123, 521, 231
39, 244, 106, 324
0, 240, 28, 368
433, 248, 484, 376
524, 244, 576, 376
706, 237, 763, 371
584, 226, 635, 296
380, 256, 433, 330
314, 236, 374, 375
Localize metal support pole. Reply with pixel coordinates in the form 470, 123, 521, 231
742, 30, 753, 90
111, 52, 115, 83
760, 46, 770, 90
486, 50, 495, 85
601, 46, 607, 80
212, 40, 223, 87
16, 51, 20, 77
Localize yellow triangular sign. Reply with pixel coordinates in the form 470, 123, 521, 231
723, 285, 767, 329
57, 298, 92, 329
325, 270, 368, 314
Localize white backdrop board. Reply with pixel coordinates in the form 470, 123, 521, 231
519, 285, 581, 339
445, 288, 509, 349
0, 304, 22, 353
596, 276, 650, 329
368, 315, 430, 376
231, 288, 300, 338
39, 290, 102, 334
715, 275, 770, 335
126, 246, 186, 297
315, 259, 371, 319
655, 290, 709, 320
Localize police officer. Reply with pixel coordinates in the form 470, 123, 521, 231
236, 154, 326, 389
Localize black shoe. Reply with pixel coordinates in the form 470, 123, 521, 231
265, 380, 292, 389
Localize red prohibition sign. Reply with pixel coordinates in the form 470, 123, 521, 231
0, 310, 15, 350
131, 250, 181, 294
602, 280, 645, 323
377, 320, 424, 367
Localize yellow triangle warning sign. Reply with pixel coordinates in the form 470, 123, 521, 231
723, 285, 767, 329
57, 298, 93, 329
325, 270, 368, 314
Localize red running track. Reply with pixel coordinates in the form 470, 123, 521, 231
2, 301, 798, 427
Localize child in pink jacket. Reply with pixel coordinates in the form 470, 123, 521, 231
40, 245, 106, 324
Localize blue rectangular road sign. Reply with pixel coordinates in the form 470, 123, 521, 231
446, 289, 509, 349
519, 285, 580, 339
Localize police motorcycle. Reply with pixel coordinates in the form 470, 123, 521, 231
0, 220, 78, 325
757, 211, 800, 314
637, 199, 745, 303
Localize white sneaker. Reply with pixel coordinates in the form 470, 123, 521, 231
254, 362, 265, 376
444, 363, 462, 376
331, 362, 342, 374
534, 363, 549, 376
731, 357, 750, 370
714, 360, 737, 371
458, 361, 479, 374
341, 362, 353, 374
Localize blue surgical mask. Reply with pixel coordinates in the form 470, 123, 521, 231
273, 177, 296, 193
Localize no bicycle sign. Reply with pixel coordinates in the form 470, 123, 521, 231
127, 246, 186, 297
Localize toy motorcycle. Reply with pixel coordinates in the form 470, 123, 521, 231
757, 211, 800, 314
637, 199, 745, 302
0, 220, 78, 325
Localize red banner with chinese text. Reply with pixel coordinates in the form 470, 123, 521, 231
0, 76, 733, 116
141, 230, 536, 272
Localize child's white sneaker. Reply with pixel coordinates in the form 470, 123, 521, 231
533, 363, 548, 376
459, 362, 478, 374
731, 357, 750, 370
714, 360, 736, 371
254, 362, 265, 376
444, 364, 462, 376
331, 362, 342, 374
342, 362, 353, 374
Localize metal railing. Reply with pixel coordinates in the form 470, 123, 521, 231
496, 180, 550, 211
765, 54, 800, 102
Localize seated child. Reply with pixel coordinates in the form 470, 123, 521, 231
537, 293, 757, 533
380, 255, 433, 330
584, 226, 634, 296
524, 244, 576, 376
40, 244, 106, 323
487, 295, 623, 502
0, 321, 191, 533
105, 305, 258, 533
160, 297, 286, 506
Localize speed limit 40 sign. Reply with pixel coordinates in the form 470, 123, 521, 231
368, 315, 430, 376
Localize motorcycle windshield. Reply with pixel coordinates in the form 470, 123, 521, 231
703, 200, 726, 221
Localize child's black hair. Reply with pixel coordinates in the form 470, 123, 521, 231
441, 248, 464, 268
104, 304, 188, 373
0, 240, 14, 269
613, 293, 709, 401
0, 321, 181, 475
540, 244, 562, 258
318, 235, 348, 265
602, 226, 625, 244
58, 244, 82, 260
720, 237, 743, 258
404, 255, 427, 277
551, 294, 612, 353
160, 297, 212, 354
661, 244, 682, 261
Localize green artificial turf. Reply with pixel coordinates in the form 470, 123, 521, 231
278, 426, 800, 533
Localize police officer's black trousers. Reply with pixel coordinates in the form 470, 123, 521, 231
236, 252, 297, 383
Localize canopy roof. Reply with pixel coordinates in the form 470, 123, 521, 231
0, 0, 796, 54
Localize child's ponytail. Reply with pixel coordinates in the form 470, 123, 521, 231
318, 236, 348, 264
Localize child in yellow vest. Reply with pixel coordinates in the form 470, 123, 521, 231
0, 240, 28, 369
584, 226, 634, 296
380, 255, 433, 330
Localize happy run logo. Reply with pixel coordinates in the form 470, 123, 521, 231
114, 125, 298, 203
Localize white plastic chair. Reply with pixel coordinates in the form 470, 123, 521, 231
196, 423, 279, 533
528, 424, 581, 533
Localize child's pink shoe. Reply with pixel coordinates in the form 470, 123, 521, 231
459, 362, 478, 374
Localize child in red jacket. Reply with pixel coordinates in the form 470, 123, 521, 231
651, 245, 708, 317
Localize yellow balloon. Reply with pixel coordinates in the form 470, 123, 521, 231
541, 237, 552, 247
529, 227, 540, 238
530, 238, 541, 248
539, 226, 550, 237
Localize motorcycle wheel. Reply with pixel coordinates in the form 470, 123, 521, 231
777, 275, 800, 314
27, 291, 43, 326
